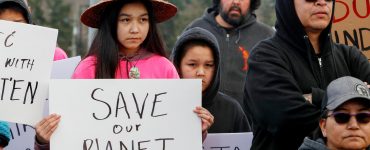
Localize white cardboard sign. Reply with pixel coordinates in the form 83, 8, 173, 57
50, 56, 81, 79
6, 123, 35, 150
49, 79, 202, 150
5, 56, 81, 150
202, 132, 253, 150
0, 20, 57, 126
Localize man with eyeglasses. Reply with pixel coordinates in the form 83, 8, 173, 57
299, 76, 370, 150
244, 0, 370, 149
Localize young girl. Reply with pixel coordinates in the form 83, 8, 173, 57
34, 0, 213, 149
172, 27, 251, 133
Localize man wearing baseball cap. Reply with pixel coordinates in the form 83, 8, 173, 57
299, 76, 370, 150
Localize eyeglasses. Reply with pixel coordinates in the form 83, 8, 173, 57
305, 0, 333, 3
327, 112, 370, 124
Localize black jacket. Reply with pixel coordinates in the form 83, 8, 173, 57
185, 7, 274, 110
244, 0, 370, 149
172, 27, 251, 133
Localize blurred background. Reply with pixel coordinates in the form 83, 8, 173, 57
27, 0, 276, 57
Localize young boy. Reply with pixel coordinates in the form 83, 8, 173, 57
172, 27, 251, 133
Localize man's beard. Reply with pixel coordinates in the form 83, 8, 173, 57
219, 4, 245, 27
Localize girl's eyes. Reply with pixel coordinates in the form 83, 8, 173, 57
120, 18, 130, 23
119, 18, 148, 23
186, 63, 214, 68
140, 18, 149, 23
206, 63, 214, 67
187, 63, 196, 67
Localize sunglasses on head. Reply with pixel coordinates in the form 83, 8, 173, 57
305, 0, 333, 2
327, 112, 370, 124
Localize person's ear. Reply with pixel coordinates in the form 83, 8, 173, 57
319, 119, 328, 137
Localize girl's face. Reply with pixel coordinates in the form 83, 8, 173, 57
0, 9, 27, 23
180, 46, 215, 92
117, 2, 149, 54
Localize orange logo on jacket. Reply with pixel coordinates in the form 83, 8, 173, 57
239, 46, 250, 71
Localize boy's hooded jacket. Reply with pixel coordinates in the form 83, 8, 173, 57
172, 27, 251, 133
244, 0, 370, 149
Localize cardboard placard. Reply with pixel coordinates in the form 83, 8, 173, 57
51, 56, 81, 79
5, 57, 81, 150
331, 0, 370, 58
202, 132, 253, 150
49, 79, 202, 150
0, 20, 57, 126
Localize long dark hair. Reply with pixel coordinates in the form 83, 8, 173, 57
86, 0, 166, 78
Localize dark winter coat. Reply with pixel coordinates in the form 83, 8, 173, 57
172, 27, 251, 133
243, 0, 370, 149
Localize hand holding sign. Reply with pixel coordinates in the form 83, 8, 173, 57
194, 106, 214, 134
35, 114, 61, 145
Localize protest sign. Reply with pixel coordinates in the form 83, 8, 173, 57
202, 132, 253, 150
51, 56, 81, 79
6, 123, 35, 150
5, 56, 81, 150
331, 0, 369, 58
49, 79, 202, 150
0, 20, 57, 126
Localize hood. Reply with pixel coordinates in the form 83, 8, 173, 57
171, 27, 220, 107
0, 0, 32, 24
202, 4, 257, 31
275, 0, 334, 55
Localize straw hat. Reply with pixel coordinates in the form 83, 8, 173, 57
81, 0, 177, 28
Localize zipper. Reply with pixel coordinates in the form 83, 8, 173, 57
304, 35, 324, 89
226, 34, 230, 42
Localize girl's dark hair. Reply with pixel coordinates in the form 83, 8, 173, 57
87, 0, 166, 78
0, 2, 29, 23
